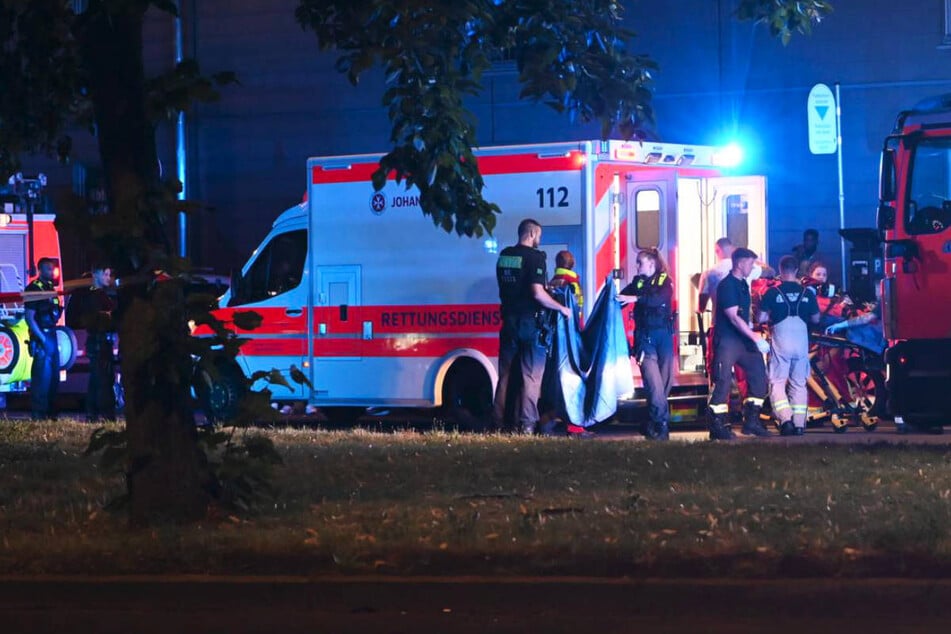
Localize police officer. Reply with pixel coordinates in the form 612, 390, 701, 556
708, 248, 771, 440
493, 218, 571, 434
758, 255, 820, 436
24, 257, 62, 421
80, 264, 118, 422
618, 248, 674, 440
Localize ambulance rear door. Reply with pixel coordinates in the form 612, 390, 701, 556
703, 176, 768, 267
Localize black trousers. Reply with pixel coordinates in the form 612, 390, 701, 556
30, 329, 59, 420
86, 335, 117, 421
709, 335, 767, 407
492, 316, 547, 431
636, 328, 674, 425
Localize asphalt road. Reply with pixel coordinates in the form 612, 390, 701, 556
2, 576, 951, 633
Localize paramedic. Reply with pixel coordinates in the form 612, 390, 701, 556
698, 237, 767, 384
24, 257, 62, 421
549, 250, 583, 323
493, 219, 571, 434
758, 255, 820, 437
708, 248, 771, 440
618, 248, 674, 440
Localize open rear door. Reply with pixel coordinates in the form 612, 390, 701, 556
704, 176, 768, 262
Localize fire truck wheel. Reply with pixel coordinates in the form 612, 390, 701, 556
441, 358, 493, 431
320, 407, 366, 425
55, 326, 77, 371
198, 362, 246, 424
0, 325, 20, 373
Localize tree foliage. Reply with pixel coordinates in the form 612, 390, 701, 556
735, 0, 833, 45
296, 0, 657, 238
297, 0, 832, 237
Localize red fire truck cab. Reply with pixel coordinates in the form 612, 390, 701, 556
877, 94, 951, 430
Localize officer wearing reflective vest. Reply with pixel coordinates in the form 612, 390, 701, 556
757, 255, 820, 437
493, 218, 571, 435
24, 257, 62, 421
708, 248, 771, 440
618, 248, 674, 440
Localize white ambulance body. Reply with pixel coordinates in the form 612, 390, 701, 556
210, 140, 766, 419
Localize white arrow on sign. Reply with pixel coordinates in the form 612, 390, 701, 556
807, 83, 838, 155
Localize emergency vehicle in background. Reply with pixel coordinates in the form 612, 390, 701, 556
0, 173, 76, 402
877, 94, 951, 431
199, 140, 766, 422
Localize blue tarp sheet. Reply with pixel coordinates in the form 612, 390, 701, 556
546, 280, 635, 427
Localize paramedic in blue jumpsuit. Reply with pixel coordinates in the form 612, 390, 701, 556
618, 248, 674, 440
707, 248, 771, 440
493, 219, 571, 434
24, 257, 62, 421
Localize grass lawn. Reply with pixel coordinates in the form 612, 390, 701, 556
1, 420, 951, 578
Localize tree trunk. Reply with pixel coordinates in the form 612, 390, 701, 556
77, 4, 209, 525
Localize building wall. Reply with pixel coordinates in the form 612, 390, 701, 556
22, 1, 951, 285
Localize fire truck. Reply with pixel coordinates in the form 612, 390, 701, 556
199, 140, 766, 422
877, 94, 951, 431
0, 173, 76, 402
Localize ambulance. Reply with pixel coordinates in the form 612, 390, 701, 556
200, 140, 766, 422
0, 173, 76, 399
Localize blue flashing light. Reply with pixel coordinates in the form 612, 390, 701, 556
714, 143, 744, 168
484, 237, 499, 254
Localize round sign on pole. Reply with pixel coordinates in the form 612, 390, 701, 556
808, 83, 838, 155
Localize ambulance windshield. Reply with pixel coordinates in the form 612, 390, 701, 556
230, 230, 307, 305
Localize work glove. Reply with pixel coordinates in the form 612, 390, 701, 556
755, 338, 770, 355
825, 321, 847, 334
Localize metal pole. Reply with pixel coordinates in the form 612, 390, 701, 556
835, 82, 847, 291
175, 2, 188, 259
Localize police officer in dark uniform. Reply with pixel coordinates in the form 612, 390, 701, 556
493, 218, 571, 434
618, 248, 674, 440
80, 264, 117, 422
708, 248, 771, 440
24, 257, 62, 421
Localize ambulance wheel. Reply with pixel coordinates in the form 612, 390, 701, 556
0, 325, 19, 373
441, 358, 493, 431
321, 407, 366, 425
55, 326, 77, 371
198, 362, 246, 424
843, 366, 886, 419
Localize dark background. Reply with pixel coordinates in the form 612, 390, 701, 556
19, 0, 951, 283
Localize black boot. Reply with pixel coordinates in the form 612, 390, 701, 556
708, 410, 734, 440
521, 421, 537, 435
742, 402, 771, 437
653, 421, 670, 441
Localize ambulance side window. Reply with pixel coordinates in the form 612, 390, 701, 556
633, 189, 661, 248
724, 194, 749, 248
234, 230, 307, 305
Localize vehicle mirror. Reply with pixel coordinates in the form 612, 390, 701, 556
879, 148, 896, 202
877, 202, 895, 233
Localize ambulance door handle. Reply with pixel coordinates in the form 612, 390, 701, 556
285, 308, 302, 317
